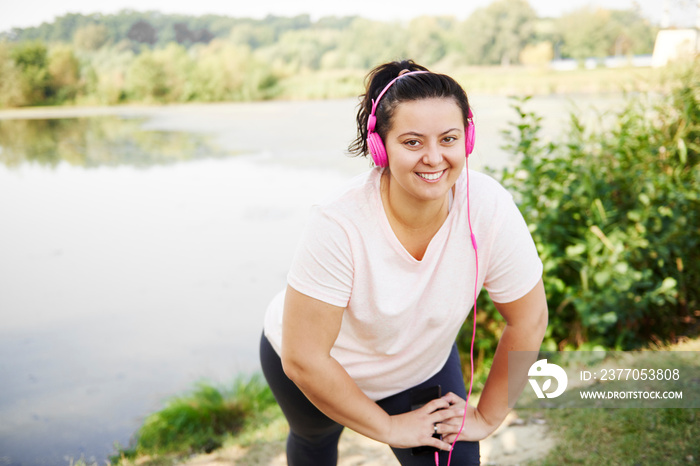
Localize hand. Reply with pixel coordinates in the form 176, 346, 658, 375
384, 397, 455, 451
434, 392, 501, 444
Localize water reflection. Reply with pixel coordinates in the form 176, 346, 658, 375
0, 116, 234, 169
0, 104, 356, 466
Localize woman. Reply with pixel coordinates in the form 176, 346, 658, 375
260, 59, 548, 465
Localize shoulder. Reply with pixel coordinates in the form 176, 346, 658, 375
453, 168, 530, 245
314, 168, 380, 216
301, 168, 381, 239
456, 168, 514, 206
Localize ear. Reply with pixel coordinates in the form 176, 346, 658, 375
465, 109, 475, 157
367, 130, 388, 167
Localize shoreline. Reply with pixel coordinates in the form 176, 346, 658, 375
0, 63, 670, 121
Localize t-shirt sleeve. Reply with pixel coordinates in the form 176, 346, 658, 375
287, 206, 354, 308
482, 183, 543, 304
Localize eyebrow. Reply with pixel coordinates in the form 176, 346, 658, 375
397, 128, 462, 138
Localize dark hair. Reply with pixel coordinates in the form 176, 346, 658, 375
348, 59, 471, 158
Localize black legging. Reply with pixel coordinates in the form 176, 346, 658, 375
260, 333, 480, 465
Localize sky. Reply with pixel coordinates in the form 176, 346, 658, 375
1, 0, 696, 34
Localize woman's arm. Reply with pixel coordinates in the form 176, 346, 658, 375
438, 277, 549, 442
281, 285, 455, 450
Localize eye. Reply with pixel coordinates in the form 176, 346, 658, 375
403, 139, 421, 148
442, 135, 458, 144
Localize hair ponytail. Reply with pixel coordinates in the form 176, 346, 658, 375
348, 60, 428, 157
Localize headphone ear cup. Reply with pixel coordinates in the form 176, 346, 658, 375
367, 131, 388, 167
465, 120, 475, 157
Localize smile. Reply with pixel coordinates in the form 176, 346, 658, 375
416, 170, 446, 182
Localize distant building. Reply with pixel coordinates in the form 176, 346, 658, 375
549, 55, 653, 71
651, 29, 700, 67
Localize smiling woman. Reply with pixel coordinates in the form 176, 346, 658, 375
260, 59, 548, 466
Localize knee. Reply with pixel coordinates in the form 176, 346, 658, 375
286, 428, 343, 466
288, 423, 344, 447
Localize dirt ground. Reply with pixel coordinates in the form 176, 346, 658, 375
181, 411, 556, 466
180, 337, 700, 466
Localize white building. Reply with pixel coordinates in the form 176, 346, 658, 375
651, 29, 699, 67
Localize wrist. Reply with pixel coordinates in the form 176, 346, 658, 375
379, 413, 399, 446
475, 404, 506, 433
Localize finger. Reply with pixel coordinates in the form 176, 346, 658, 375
434, 420, 463, 439
442, 433, 457, 444
439, 416, 467, 428
442, 392, 465, 405
426, 435, 453, 452
423, 397, 450, 413
432, 405, 466, 424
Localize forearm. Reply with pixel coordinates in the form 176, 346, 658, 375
476, 320, 545, 425
281, 285, 453, 451
282, 352, 392, 443
476, 279, 548, 427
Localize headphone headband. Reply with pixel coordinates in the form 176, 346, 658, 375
370, 70, 429, 117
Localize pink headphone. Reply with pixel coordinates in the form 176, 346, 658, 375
366, 70, 475, 167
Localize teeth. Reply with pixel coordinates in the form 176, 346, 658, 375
417, 171, 444, 180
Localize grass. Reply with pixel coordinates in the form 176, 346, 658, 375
107, 337, 698, 465
110, 374, 281, 465
450, 65, 668, 96
270, 64, 676, 102
535, 408, 697, 465
529, 337, 700, 465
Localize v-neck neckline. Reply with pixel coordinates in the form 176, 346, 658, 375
374, 169, 457, 263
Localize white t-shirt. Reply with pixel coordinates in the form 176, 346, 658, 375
264, 167, 542, 401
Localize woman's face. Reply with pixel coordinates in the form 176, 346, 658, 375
383, 97, 466, 205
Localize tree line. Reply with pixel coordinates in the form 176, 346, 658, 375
0, 0, 658, 108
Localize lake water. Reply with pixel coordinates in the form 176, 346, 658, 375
0, 95, 621, 465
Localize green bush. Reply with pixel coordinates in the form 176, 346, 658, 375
9, 41, 52, 105
0, 43, 27, 107
480, 62, 699, 351
115, 375, 277, 460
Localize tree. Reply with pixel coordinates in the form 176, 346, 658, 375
189, 40, 251, 100
460, 0, 538, 65
73, 23, 109, 50
229, 22, 276, 49
48, 45, 81, 102
174, 22, 195, 44
330, 17, 408, 69
519, 41, 554, 65
125, 50, 168, 100
127, 20, 157, 45
262, 28, 339, 71
174, 22, 214, 45
50, 13, 87, 42
405, 16, 455, 65
192, 28, 214, 44
10, 41, 52, 104
608, 9, 656, 56
553, 7, 655, 60
555, 8, 616, 60
0, 43, 27, 107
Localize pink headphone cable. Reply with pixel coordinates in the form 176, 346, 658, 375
436, 163, 478, 466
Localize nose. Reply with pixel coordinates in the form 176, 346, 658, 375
422, 142, 443, 166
